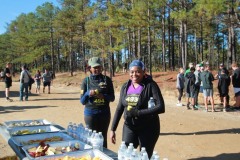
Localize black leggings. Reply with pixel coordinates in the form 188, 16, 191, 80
84, 114, 110, 148
122, 118, 160, 158
177, 88, 183, 101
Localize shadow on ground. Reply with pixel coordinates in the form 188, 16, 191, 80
52, 92, 80, 94
161, 128, 240, 136
30, 98, 79, 101
0, 105, 58, 114
0, 91, 39, 98
189, 152, 240, 160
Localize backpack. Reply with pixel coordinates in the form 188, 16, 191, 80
187, 73, 195, 86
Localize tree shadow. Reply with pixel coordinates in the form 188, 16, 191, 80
160, 128, 240, 136
0, 105, 58, 114
0, 91, 39, 98
53, 92, 80, 94
30, 98, 79, 101
188, 153, 240, 160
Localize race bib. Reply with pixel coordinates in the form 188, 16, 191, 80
125, 94, 140, 106
93, 98, 105, 106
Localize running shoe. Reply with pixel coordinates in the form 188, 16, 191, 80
176, 103, 182, 107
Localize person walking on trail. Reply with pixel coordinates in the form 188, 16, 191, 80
34, 70, 41, 94
4, 62, 13, 102
42, 69, 52, 94
123, 62, 128, 73
19, 65, 32, 101
110, 60, 165, 158
200, 65, 215, 112
231, 62, 240, 110
80, 57, 115, 149
185, 67, 197, 110
176, 67, 185, 106
218, 69, 231, 112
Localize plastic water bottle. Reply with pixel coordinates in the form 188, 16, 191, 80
91, 130, 100, 150
77, 123, 84, 140
148, 97, 155, 108
67, 122, 73, 137
150, 151, 158, 160
142, 153, 149, 160
87, 129, 93, 145
118, 141, 127, 160
130, 149, 139, 160
140, 147, 148, 158
98, 132, 104, 151
72, 123, 77, 139
154, 155, 160, 160
128, 143, 134, 151
83, 127, 89, 143
125, 145, 134, 160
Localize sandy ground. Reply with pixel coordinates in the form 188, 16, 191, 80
0, 79, 240, 160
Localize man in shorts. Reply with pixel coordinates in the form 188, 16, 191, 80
4, 63, 13, 102
42, 69, 52, 94
200, 65, 215, 112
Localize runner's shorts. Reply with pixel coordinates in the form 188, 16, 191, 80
43, 81, 51, 87
203, 89, 213, 97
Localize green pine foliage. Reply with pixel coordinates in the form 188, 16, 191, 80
0, 0, 239, 73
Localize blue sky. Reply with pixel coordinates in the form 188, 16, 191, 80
0, 0, 59, 34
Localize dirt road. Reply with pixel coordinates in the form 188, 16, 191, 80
0, 82, 240, 160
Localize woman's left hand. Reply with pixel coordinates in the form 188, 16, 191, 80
110, 131, 116, 144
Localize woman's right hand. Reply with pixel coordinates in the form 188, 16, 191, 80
110, 131, 116, 144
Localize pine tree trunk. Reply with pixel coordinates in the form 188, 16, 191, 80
132, 29, 137, 58
127, 29, 132, 61
171, 18, 175, 71
56, 38, 60, 72
194, 31, 198, 63
162, 7, 166, 71
184, 22, 187, 68
50, 28, 55, 75
137, 27, 141, 59
168, 6, 171, 70
69, 37, 73, 76
147, 0, 152, 75
200, 17, 203, 61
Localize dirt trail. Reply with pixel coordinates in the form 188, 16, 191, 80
0, 82, 240, 160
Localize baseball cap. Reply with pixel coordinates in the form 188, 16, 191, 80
88, 57, 102, 68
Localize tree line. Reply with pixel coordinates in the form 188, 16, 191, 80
0, 0, 239, 77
